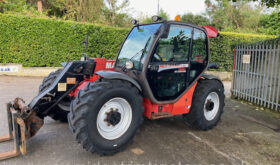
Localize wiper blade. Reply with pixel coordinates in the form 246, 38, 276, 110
138, 36, 152, 62
121, 36, 152, 70
130, 49, 144, 61
130, 36, 152, 61
120, 49, 143, 71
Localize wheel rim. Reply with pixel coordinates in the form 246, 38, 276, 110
97, 98, 132, 140
203, 92, 220, 121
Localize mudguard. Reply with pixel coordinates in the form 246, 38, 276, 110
95, 70, 142, 91
201, 73, 224, 86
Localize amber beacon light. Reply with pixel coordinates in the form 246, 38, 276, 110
175, 15, 181, 21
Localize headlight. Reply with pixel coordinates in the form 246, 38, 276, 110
131, 19, 138, 25
152, 15, 164, 22
125, 61, 134, 69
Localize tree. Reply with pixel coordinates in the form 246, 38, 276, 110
103, 0, 131, 26
37, 0, 42, 13
181, 13, 210, 25
158, 8, 169, 20
49, 0, 104, 23
0, 0, 37, 15
259, 10, 280, 35
232, 0, 280, 8
76, 0, 104, 23
0, 0, 5, 13
205, 0, 263, 31
0, 0, 133, 27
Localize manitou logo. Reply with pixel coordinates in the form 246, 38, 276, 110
106, 62, 115, 69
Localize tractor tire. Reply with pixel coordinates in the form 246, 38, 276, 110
39, 69, 71, 122
68, 79, 144, 156
183, 79, 225, 130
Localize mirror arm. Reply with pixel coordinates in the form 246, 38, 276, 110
159, 21, 169, 38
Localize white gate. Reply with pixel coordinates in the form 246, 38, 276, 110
232, 38, 280, 112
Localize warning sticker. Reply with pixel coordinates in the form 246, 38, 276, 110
67, 78, 76, 84
58, 83, 67, 92
243, 54, 251, 64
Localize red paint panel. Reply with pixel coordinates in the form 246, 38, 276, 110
172, 82, 197, 115
69, 80, 90, 97
69, 58, 116, 97
142, 82, 198, 119
202, 25, 219, 38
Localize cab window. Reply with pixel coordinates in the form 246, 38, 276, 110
192, 29, 207, 63
151, 25, 192, 62
189, 29, 208, 83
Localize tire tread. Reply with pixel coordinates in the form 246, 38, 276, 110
68, 79, 144, 155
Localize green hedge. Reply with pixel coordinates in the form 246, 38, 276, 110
0, 14, 276, 71
0, 14, 128, 67
209, 32, 276, 71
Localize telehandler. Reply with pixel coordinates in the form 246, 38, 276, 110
0, 16, 224, 159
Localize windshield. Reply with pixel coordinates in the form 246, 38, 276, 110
116, 23, 162, 70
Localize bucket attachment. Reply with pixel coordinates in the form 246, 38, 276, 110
0, 98, 44, 161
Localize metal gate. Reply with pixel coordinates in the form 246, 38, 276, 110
232, 38, 280, 112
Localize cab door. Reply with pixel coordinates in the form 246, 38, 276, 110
189, 29, 208, 83
146, 24, 193, 101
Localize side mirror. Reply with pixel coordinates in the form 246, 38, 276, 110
152, 15, 165, 22
131, 19, 138, 25
208, 63, 219, 69
160, 23, 170, 39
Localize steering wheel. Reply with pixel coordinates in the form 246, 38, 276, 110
153, 53, 163, 62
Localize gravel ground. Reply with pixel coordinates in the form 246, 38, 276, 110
0, 76, 279, 165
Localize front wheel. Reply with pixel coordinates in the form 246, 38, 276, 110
68, 79, 144, 155
39, 69, 71, 122
183, 79, 225, 130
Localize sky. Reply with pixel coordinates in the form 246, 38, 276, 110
128, 0, 206, 19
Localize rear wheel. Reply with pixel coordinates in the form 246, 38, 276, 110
183, 79, 225, 130
68, 79, 144, 155
39, 69, 71, 122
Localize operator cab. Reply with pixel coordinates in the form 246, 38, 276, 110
115, 16, 216, 104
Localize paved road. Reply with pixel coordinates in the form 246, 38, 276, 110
0, 76, 279, 165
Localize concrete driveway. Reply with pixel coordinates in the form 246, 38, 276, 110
0, 76, 279, 165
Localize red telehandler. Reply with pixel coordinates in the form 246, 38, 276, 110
0, 16, 224, 159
